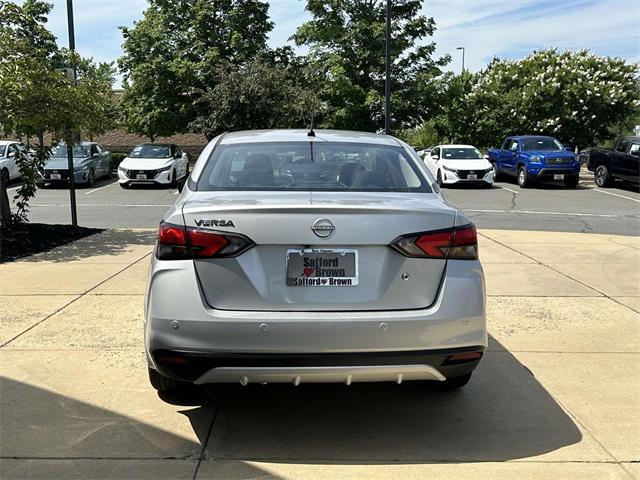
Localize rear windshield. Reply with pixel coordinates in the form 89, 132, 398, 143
129, 145, 171, 158
521, 137, 563, 151
442, 147, 482, 159
196, 142, 431, 192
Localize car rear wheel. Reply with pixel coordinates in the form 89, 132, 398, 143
437, 372, 472, 391
595, 165, 612, 187
148, 368, 190, 393
0, 168, 9, 185
517, 166, 532, 188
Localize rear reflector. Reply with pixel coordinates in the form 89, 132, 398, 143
390, 224, 478, 260
442, 351, 483, 365
156, 221, 254, 260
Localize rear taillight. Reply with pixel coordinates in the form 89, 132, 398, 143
156, 222, 254, 260
390, 224, 478, 260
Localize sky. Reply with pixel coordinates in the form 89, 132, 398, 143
37, 0, 640, 87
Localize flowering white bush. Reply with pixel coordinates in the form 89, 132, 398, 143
464, 49, 639, 149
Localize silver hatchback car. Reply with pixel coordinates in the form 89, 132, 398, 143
145, 130, 487, 393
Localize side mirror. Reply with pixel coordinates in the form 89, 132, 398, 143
177, 178, 186, 193
7, 151, 15, 158
483, 154, 490, 160
92, 153, 99, 158
564, 146, 573, 152
431, 155, 439, 161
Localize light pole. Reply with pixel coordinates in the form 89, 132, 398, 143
65, 0, 78, 227
384, 0, 391, 135
456, 46, 465, 74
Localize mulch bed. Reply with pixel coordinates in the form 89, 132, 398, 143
0, 223, 103, 263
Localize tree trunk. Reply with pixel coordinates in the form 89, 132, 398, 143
0, 174, 11, 227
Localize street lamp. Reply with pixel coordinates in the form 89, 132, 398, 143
456, 46, 465, 74
65, 0, 78, 227
384, 0, 392, 135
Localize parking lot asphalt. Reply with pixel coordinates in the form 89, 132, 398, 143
7, 167, 640, 235
1, 228, 638, 479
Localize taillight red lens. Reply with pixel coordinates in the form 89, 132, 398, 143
390, 224, 478, 260
415, 231, 454, 258
157, 222, 254, 260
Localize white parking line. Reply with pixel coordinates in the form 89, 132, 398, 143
85, 182, 116, 195
590, 188, 640, 203
497, 185, 519, 194
466, 209, 633, 218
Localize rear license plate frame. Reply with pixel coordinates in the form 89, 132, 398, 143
286, 248, 358, 287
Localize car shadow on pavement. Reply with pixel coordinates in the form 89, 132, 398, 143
201, 336, 582, 464
16, 229, 157, 263
0, 338, 583, 478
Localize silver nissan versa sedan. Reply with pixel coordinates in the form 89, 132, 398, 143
144, 129, 487, 393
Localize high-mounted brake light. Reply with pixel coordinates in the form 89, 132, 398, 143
156, 222, 254, 260
390, 224, 478, 260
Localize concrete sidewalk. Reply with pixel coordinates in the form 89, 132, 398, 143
1, 229, 638, 479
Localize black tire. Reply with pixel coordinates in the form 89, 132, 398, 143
564, 175, 579, 188
170, 169, 177, 188
0, 168, 9, 185
517, 165, 532, 188
594, 165, 612, 187
492, 164, 504, 182
438, 372, 472, 391
148, 368, 190, 393
86, 169, 95, 188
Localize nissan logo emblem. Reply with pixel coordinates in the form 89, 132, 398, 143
311, 218, 335, 238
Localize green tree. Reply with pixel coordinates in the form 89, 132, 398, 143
397, 119, 440, 149
292, 0, 449, 132
189, 56, 314, 138
466, 49, 640, 149
0, 0, 115, 224
119, 0, 273, 140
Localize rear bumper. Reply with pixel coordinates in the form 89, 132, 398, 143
144, 257, 487, 383
151, 347, 484, 384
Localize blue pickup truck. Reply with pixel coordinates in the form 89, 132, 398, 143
487, 136, 580, 188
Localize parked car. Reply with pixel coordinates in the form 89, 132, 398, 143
0, 140, 29, 183
41, 142, 112, 187
145, 129, 487, 394
577, 148, 591, 165
487, 135, 580, 188
424, 144, 494, 188
587, 136, 639, 187
118, 143, 189, 188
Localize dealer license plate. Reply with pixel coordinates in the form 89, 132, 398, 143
286, 249, 358, 287
554, 174, 564, 180
51, 174, 61, 180
136, 174, 147, 180
467, 174, 477, 180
